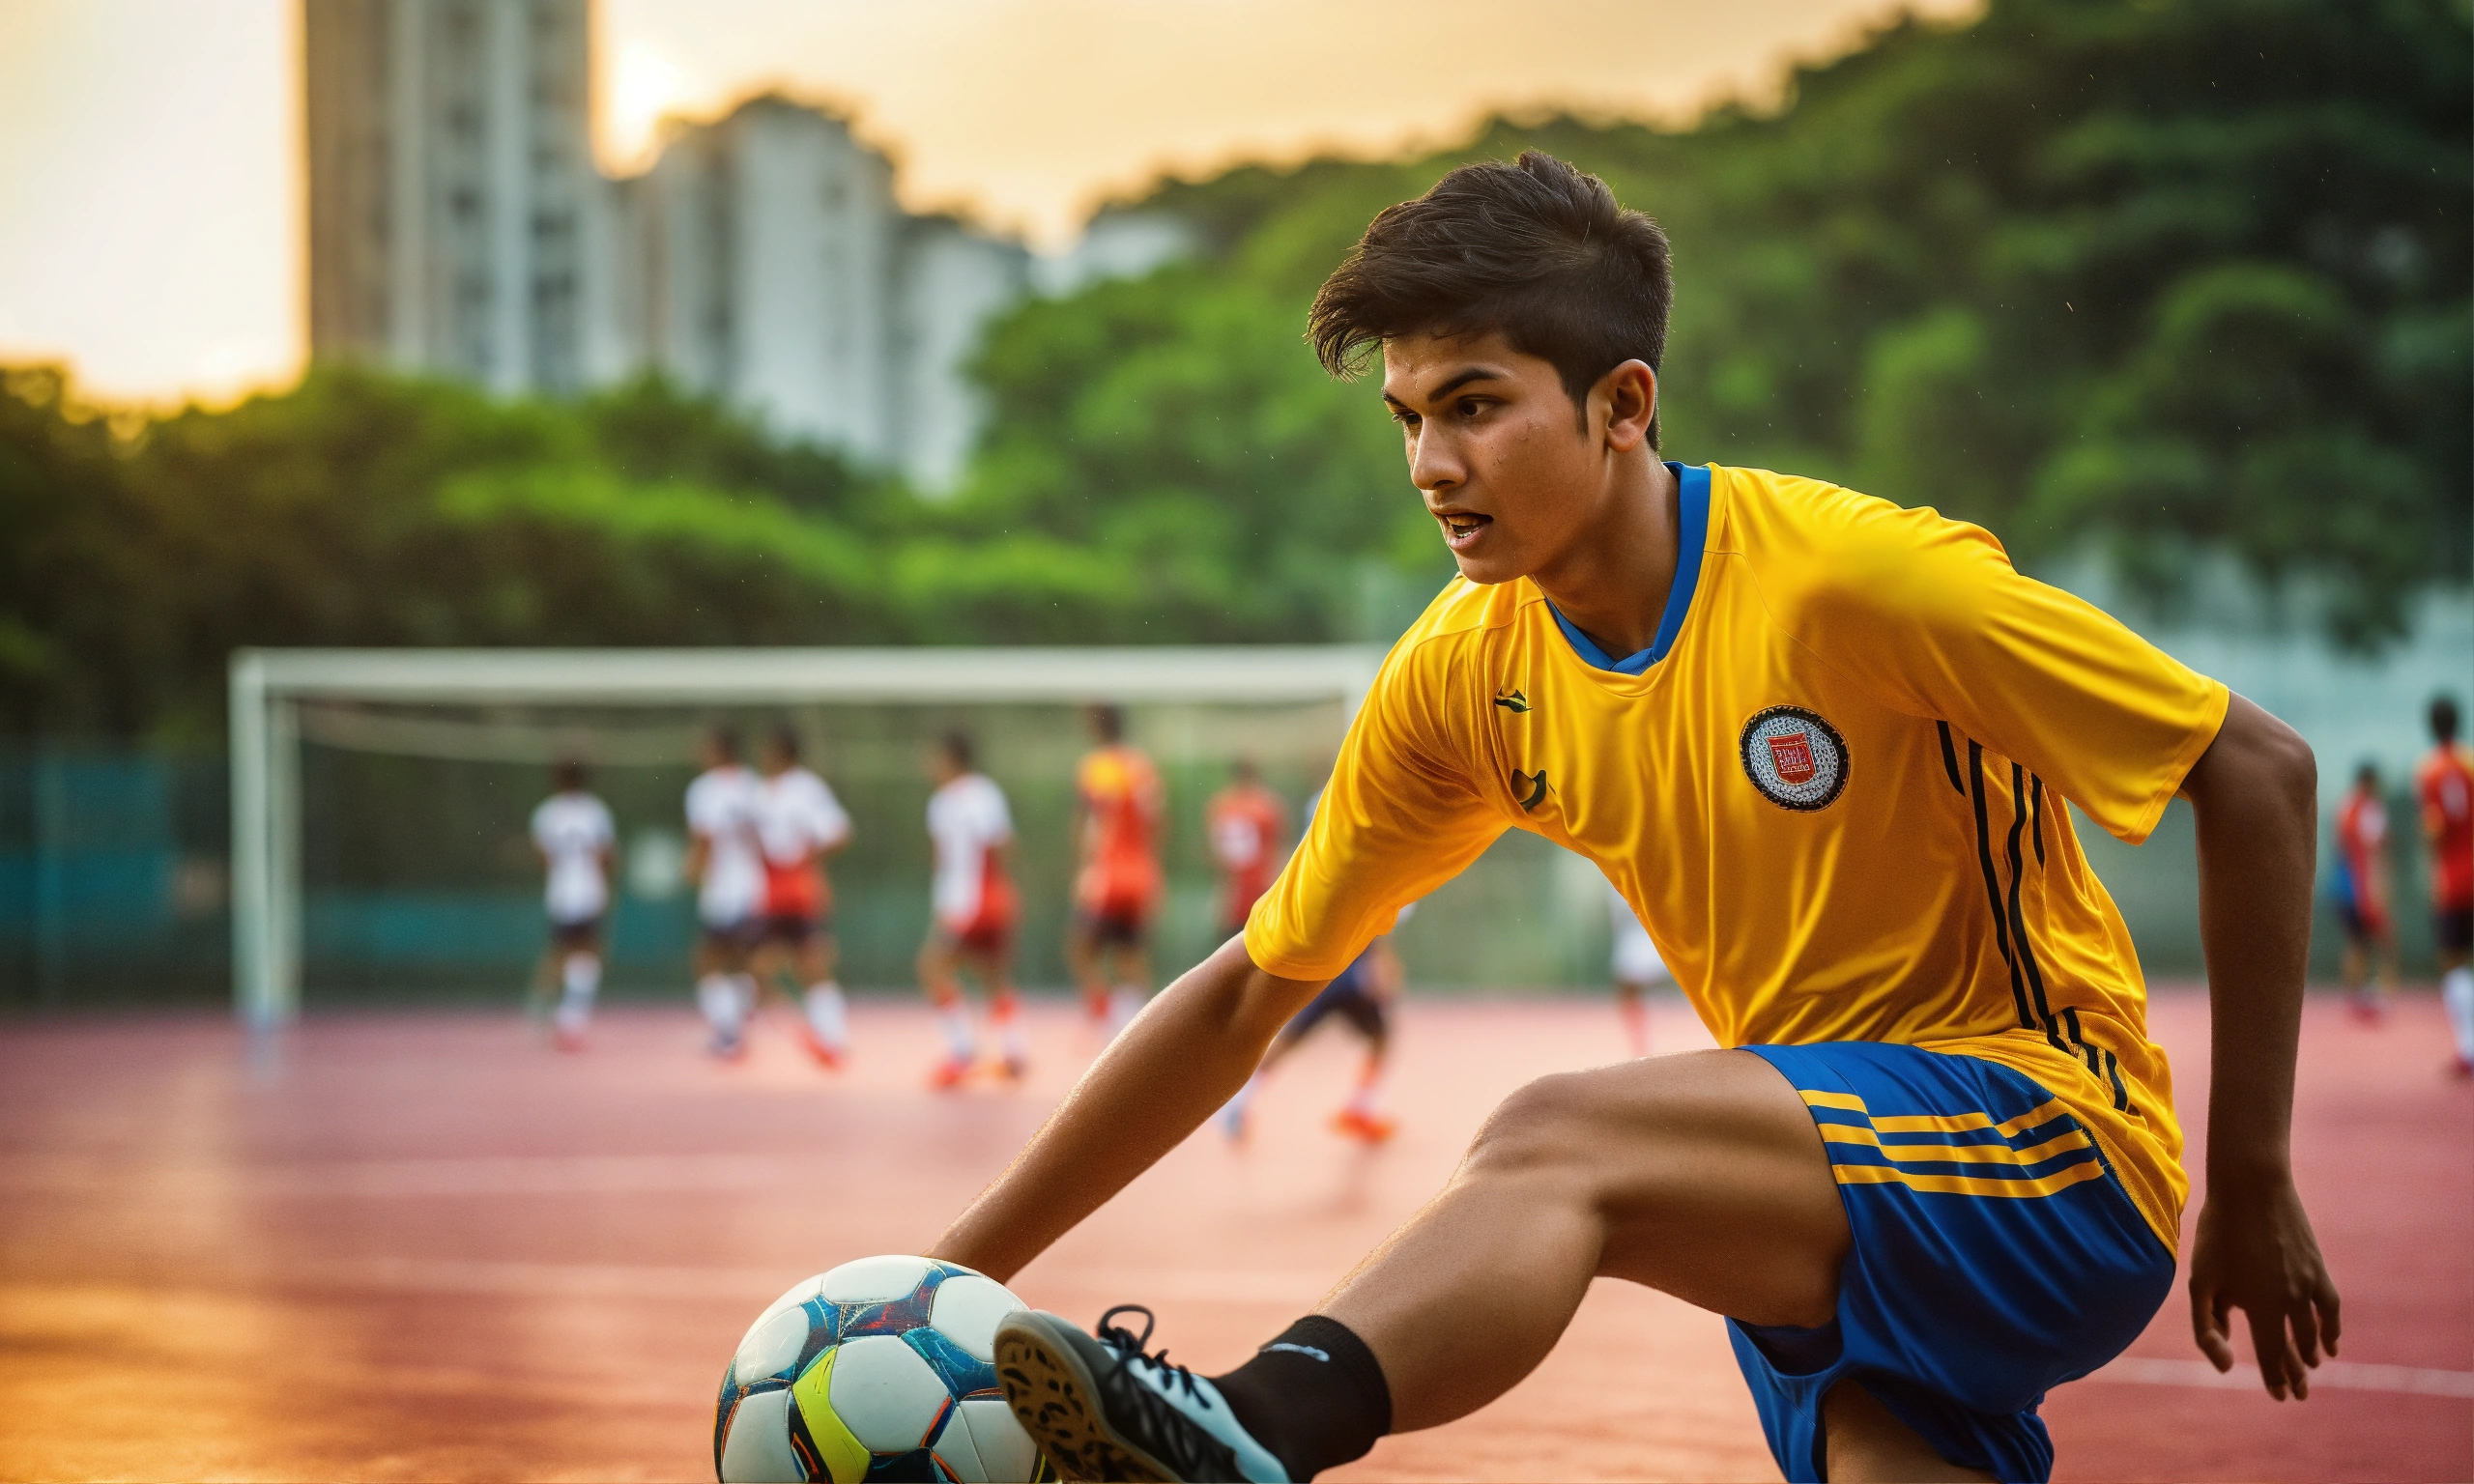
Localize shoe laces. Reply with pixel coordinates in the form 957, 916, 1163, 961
1095, 1305, 1208, 1407
1091, 1305, 1240, 1480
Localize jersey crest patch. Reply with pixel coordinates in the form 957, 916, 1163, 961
1740, 706, 1849, 812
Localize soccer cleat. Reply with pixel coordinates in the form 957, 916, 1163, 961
929, 1054, 975, 1091
2346, 994, 2385, 1027
995, 1306, 1288, 1483
552, 1026, 587, 1053
1219, 1102, 1250, 1144
1000, 1053, 1032, 1083
708, 1029, 748, 1062
1331, 1106, 1397, 1144
799, 1026, 847, 1070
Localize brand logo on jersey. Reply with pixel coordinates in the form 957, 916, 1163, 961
1740, 706, 1848, 811
1511, 768, 1553, 811
1494, 688, 1532, 713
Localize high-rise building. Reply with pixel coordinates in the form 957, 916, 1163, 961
303, 2, 1172, 490
305, 0, 600, 396
625, 99, 1029, 489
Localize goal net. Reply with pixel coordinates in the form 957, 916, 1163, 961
229, 647, 1619, 1025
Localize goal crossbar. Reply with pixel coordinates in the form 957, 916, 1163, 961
229, 645, 1384, 1026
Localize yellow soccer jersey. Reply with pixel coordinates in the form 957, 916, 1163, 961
1245, 463, 2228, 1249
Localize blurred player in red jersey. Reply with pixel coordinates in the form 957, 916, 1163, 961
1069, 704, 1165, 1031
2331, 761, 2397, 1024
1220, 785, 1408, 1145
919, 730, 1029, 1088
2418, 695, 2474, 1075
754, 725, 853, 1068
1206, 757, 1288, 935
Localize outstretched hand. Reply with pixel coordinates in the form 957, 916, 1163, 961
2186, 1174, 2341, 1399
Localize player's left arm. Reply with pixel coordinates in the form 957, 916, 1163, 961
2178, 693, 2342, 1399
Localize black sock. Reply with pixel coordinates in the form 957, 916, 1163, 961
1210, 1314, 1393, 1481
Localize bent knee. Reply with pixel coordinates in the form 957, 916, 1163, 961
1464, 1070, 1611, 1177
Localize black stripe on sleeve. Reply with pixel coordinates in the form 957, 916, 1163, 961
1969, 742, 2034, 1030
2062, 1006, 2100, 1078
2029, 774, 2047, 867
2104, 1048, 2135, 1114
2004, 760, 2068, 1054
1937, 722, 1966, 794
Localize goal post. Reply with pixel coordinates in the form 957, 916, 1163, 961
227, 645, 1384, 1027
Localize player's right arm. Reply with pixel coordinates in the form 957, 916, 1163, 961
931, 643, 1501, 1280
931, 939, 1324, 1281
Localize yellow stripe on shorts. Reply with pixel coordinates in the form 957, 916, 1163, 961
1817, 1124, 2092, 1165
1832, 1159, 2107, 1197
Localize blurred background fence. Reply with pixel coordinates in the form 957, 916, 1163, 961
4, 575, 2462, 1012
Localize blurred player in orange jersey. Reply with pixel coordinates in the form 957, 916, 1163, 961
919, 730, 1030, 1089
753, 725, 853, 1068
1206, 757, 1288, 936
2331, 761, 2397, 1024
1069, 704, 1165, 1031
2418, 695, 2474, 1075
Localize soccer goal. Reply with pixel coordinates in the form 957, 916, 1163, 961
226, 646, 1387, 1027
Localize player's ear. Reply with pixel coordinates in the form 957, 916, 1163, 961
1597, 360, 1655, 453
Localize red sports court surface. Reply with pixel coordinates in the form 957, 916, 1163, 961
1, 992, 2465, 1482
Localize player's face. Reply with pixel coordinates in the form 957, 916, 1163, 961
1381, 332, 1641, 586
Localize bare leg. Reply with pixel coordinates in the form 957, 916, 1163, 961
1312, 1049, 1980, 1476
1823, 1379, 1994, 1483
1068, 922, 1108, 1018
1321, 1049, 1846, 1429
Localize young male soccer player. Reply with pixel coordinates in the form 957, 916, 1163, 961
2418, 695, 2474, 1075
1207, 757, 1289, 936
933, 155, 2339, 1483
2331, 761, 2397, 1024
684, 727, 765, 1060
1069, 704, 1166, 1030
920, 730, 1030, 1088
1605, 876, 1668, 1057
529, 758, 615, 1051
754, 725, 854, 1068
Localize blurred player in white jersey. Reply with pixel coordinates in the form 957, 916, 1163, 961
755, 724, 854, 1069
918, 730, 1029, 1089
684, 726, 765, 1060
1606, 877, 1670, 1057
529, 757, 615, 1051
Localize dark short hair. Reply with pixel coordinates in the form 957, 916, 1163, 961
939, 728, 976, 770
2355, 759, 2380, 788
768, 723, 801, 762
708, 725, 741, 761
2435, 695, 2462, 745
553, 756, 588, 792
1090, 703, 1125, 744
1230, 756, 1259, 782
1309, 151, 1674, 444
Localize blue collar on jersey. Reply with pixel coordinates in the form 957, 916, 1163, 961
1546, 461, 1710, 674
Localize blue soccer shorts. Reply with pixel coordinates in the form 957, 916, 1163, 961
1730, 1041, 2175, 1483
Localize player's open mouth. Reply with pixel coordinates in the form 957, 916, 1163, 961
1437, 511, 1492, 549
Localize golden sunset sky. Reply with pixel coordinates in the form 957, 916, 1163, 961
0, 0, 1971, 406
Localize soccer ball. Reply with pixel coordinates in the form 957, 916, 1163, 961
714, 1255, 1054, 1483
